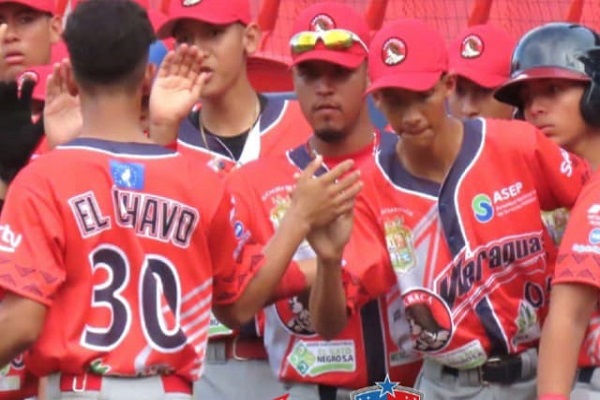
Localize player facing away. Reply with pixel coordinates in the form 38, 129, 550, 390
492, 22, 600, 400
307, 18, 591, 400
225, 3, 422, 399
447, 23, 516, 120
0, 0, 361, 399
151, 1, 312, 398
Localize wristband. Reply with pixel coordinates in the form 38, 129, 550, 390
539, 395, 569, 400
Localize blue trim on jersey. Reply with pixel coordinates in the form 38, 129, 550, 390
60, 137, 176, 156
376, 119, 485, 257
377, 133, 441, 196
475, 296, 509, 355
177, 95, 286, 158
287, 142, 329, 176
360, 299, 387, 384
438, 119, 484, 256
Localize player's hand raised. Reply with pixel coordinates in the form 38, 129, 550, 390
149, 44, 209, 145
289, 156, 362, 229
44, 59, 82, 149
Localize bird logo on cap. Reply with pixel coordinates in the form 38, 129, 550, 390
310, 14, 335, 32
461, 35, 484, 59
382, 38, 407, 66
182, 0, 201, 7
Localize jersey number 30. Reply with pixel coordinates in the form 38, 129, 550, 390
81, 245, 187, 353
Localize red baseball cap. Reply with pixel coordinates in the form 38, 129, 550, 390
449, 24, 516, 89
366, 18, 448, 94
0, 0, 54, 14
157, 0, 252, 39
289, 2, 370, 69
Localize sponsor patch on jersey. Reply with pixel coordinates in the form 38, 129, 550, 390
0, 224, 22, 253
208, 313, 233, 337
287, 340, 356, 377
472, 182, 536, 223
384, 217, 416, 273
588, 204, 600, 227
109, 160, 145, 190
512, 300, 540, 348
589, 228, 600, 245
350, 374, 423, 400
428, 339, 487, 369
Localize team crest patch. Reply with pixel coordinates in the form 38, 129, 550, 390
384, 217, 415, 273
350, 375, 423, 399
404, 289, 453, 352
182, 0, 201, 6
310, 14, 335, 32
461, 34, 484, 59
382, 37, 407, 66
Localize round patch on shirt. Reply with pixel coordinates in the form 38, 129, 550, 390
403, 289, 453, 352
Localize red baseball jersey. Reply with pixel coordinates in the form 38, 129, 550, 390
552, 169, 600, 367
0, 138, 253, 382
226, 132, 422, 389
177, 95, 312, 340
177, 96, 311, 176
342, 118, 589, 369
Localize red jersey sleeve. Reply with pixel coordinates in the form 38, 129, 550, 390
553, 172, 600, 287
342, 193, 396, 314
209, 182, 259, 306
0, 167, 65, 306
526, 125, 590, 210
225, 168, 306, 301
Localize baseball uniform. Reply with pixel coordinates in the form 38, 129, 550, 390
341, 118, 589, 400
0, 138, 253, 399
226, 131, 423, 400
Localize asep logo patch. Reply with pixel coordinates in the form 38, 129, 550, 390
472, 193, 494, 223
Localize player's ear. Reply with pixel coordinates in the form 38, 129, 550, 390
371, 90, 383, 110
242, 22, 260, 56
64, 63, 79, 97
48, 15, 63, 44
440, 73, 455, 98
141, 63, 157, 97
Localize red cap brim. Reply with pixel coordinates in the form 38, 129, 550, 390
366, 72, 442, 94
290, 49, 365, 69
451, 65, 507, 89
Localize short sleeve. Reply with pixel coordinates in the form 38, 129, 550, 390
0, 167, 66, 306
553, 174, 600, 288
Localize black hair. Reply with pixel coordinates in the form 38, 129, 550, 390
63, 0, 155, 92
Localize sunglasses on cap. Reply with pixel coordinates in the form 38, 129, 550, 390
289, 29, 368, 54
